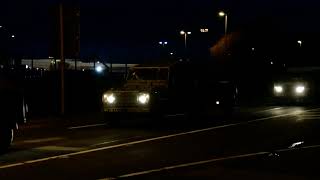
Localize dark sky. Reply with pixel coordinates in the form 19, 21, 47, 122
0, 0, 319, 62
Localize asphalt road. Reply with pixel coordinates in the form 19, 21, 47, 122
1, 106, 320, 179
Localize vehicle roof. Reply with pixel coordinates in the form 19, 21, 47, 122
131, 63, 171, 69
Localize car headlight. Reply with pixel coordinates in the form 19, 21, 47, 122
274, 85, 283, 93
295, 85, 305, 95
137, 93, 150, 104
103, 93, 116, 104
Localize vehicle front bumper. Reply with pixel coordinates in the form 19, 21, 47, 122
103, 106, 151, 113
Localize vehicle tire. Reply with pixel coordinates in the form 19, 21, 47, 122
0, 128, 14, 153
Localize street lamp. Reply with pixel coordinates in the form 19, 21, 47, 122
159, 41, 168, 47
180, 30, 191, 49
297, 40, 302, 47
218, 11, 228, 37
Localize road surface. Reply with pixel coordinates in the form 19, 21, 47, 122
1, 106, 320, 179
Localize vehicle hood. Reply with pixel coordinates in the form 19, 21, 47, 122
113, 80, 168, 91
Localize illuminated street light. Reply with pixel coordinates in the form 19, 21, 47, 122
159, 41, 168, 47
219, 11, 226, 17
180, 30, 191, 49
218, 11, 228, 53
218, 11, 228, 36
297, 40, 302, 47
95, 66, 103, 73
11, 35, 15, 38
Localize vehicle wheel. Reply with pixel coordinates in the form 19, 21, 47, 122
0, 128, 14, 153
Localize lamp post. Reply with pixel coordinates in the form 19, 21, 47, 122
218, 11, 228, 36
297, 40, 302, 47
159, 41, 168, 47
219, 11, 229, 53
180, 30, 191, 50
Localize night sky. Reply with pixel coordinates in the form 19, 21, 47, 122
0, 0, 319, 63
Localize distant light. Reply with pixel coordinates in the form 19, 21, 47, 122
82, 69, 85, 72
219, 11, 226, 17
95, 66, 103, 73
25, 65, 29, 69
170, 52, 174, 55
164, 41, 168, 45
97, 61, 100, 64
216, 101, 220, 105
289, 141, 304, 148
200, 28, 209, 33
159, 41, 163, 45
11, 35, 15, 38
36, 68, 39, 70
270, 61, 273, 65
48, 56, 54, 59
252, 48, 255, 51
297, 40, 302, 46
0, 26, 2, 28
180, 30, 185, 35
187, 32, 191, 35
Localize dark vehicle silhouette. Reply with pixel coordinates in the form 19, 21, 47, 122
102, 61, 237, 124
0, 68, 27, 152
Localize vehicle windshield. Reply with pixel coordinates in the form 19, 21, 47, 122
127, 68, 169, 80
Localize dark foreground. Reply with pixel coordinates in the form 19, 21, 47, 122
1, 106, 320, 179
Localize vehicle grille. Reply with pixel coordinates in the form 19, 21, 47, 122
113, 92, 138, 107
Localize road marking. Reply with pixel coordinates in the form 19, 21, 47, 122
68, 123, 107, 130
102, 143, 320, 179
100, 152, 269, 179
1, 107, 319, 170
254, 107, 282, 113
165, 114, 186, 117
90, 140, 121, 147
90, 136, 141, 147
35, 146, 86, 152
277, 144, 320, 152
298, 115, 320, 117
19, 137, 64, 144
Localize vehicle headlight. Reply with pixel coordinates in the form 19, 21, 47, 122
274, 85, 283, 93
103, 93, 116, 104
295, 85, 305, 94
137, 93, 150, 104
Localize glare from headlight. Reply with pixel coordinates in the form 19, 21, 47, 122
103, 93, 116, 104
295, 85, 305, 94
274, 86, 283, 93
137, 93, 150, 104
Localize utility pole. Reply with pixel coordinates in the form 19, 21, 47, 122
59, 3, 65, 115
